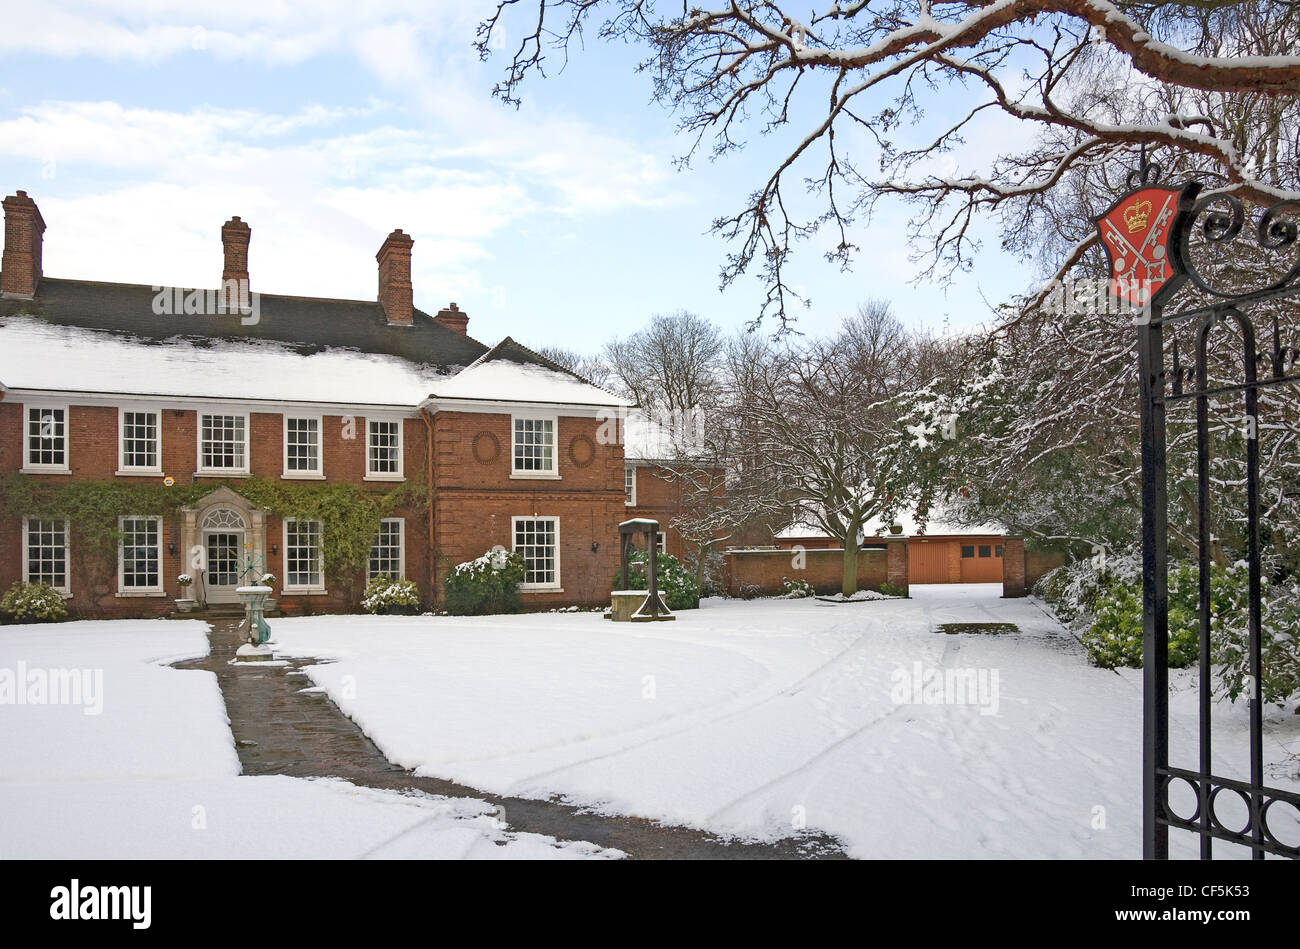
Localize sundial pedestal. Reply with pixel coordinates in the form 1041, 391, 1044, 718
233, 585, 274, 663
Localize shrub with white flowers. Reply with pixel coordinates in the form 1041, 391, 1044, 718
1, 581, 69, 624
779, 576, 815, 598
361, 575, 422, 615
443, 546, 526, 616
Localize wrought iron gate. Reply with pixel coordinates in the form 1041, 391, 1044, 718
1102, 161, 1300, 858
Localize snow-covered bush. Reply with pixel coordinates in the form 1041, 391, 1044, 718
779, 576, 815, 598
361, 575, 422, 615
612, 551, 700, 610
1082, 577, 1198, 670
0, 581, 69, 624
1034, 549, 1140, 625
1212, 570, 1300, 707
443, 546, 525, 616
1048, 555, 1299, 704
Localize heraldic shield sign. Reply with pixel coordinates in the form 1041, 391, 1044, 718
1095, 180, 1200, 309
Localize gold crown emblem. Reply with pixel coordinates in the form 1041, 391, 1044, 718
1124, 199, 1151, 233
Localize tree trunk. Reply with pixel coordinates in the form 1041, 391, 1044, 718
693, 542, 710, 597
842, 537, 860, 598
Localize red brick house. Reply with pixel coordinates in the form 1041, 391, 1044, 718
0, 189, 668, 617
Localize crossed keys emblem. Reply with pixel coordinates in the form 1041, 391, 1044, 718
1096, 186, 1181, 307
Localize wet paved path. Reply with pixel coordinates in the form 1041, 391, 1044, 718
173, 619, 848, 859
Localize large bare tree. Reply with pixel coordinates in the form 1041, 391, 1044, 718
477, 0, 1300, 329
604, 309, 725, 412
729, 300, 932, 595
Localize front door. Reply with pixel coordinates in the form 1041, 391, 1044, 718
204, 531, 244, 604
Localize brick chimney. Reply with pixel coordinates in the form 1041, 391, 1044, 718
376, 229, 414, 326
2, 190, 46, 299
434, 302, 469, 336
220, 216, 251, 311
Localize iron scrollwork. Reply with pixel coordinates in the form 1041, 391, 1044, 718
1177, 192, 1300, 300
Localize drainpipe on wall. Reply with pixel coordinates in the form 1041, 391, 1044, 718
420, 407, 437, 608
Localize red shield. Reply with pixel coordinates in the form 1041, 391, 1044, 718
1096, 185, 1183, 307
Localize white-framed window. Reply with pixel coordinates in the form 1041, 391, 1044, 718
283, 415, 322, 478
118, 409, 161, 473
368, 518, 404, 580
198, 412, 249, 474
22, 518, 69, 594
624, 465, 636, 505
512, 516, 560, 590
118, 516, 163, 593
511, 416, 557, 477
283, 518, 325, 592
366, 418, 403, 479
22, 404, 69, 473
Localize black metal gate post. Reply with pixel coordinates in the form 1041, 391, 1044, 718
1138, 306, 1170, 860
1097, 163, 1300, 859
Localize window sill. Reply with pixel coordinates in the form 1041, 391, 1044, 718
364, 474, 405, 482
282, 588, 328, 596
520, 586, 563, 593
510, 472, 561, 481
116, 591, 167, 598
196, 471, 250, 478
115, 469, 164, 478
282, 472, 326, 480
20, 467, 71, 475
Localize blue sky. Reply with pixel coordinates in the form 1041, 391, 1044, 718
0, 1, 1036, 352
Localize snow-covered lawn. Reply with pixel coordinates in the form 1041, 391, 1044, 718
0, 620, 617, 859
269, 585, 1300, 859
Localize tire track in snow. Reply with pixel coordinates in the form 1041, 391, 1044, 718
496, 611, 892, 794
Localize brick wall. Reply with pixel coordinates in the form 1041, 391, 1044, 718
1001, 537, 1027, 597
1025, 547, 1067, 591
0, 400, 432, 617
722, 546, 891, 596
625, 464, 684, 559
1001, 538, 1066, 598
431, 410, 626, 607
0, 398, 697, 615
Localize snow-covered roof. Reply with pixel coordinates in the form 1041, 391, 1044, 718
426, 338, 631, 408
861, 508, 1004, 538
775, 505, 1005, 540
0, 277, 488, 368
0, 314, 454, 406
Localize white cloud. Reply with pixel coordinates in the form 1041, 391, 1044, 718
0, 1, 483, 68
0, 96, 681, 308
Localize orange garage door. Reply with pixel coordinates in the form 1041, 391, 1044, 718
958, 540, 1004, 582
909, 541, 952, 584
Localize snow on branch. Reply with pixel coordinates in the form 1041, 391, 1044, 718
478, 1, 1300, 328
